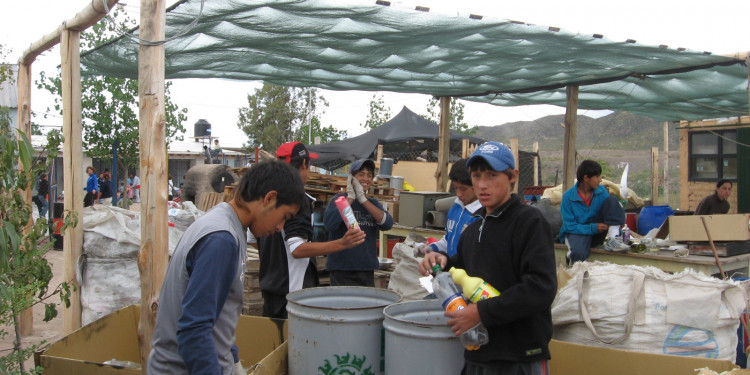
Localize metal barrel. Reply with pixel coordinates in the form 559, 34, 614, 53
383, 300, 464, 374
379, 158, 394, 176
287, 286, 402, 375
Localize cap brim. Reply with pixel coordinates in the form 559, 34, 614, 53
309, 151, 319, 159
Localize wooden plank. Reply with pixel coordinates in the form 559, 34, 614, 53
16, 63, 34, 335
137, 0, 168, 367
563, 85, 579, 191
510, 137, 519, 194
61, 29, 84, 335
436, 96, 451, 192
651, 147, 659, 204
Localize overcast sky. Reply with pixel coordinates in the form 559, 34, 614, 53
2, 0, 748, 147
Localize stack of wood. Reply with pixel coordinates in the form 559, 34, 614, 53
306, 172, 398, 203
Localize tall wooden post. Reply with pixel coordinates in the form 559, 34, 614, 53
16, 64, 34, 336
533, 141, 539, 186
461, 139, 470, 158
663, 122, 669, 206
562, 86, 579, 191
61, 29, 84, 334
651, 147, 659, 204
138, 0, 168, 368
510, 137, 519, 194
435, 97, 451, 192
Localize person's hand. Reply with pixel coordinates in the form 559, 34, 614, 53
418, 251, 447, 276
351, 177, 367, 203
340, 227, 366, 249
596, 223, 608, 232
445, 302, 481, 336
346, 175, 357, 201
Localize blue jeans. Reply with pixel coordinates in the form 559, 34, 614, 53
566, 195, 625, 263
38, 195, 49, 218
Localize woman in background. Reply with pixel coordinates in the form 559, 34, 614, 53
694, 179, 732, 215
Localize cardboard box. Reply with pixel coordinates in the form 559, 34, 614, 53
662, 214, 750, 242
549, 340, 737, 375
36, 305, 287, 374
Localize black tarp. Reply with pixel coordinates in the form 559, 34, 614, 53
308, 106, 485, 171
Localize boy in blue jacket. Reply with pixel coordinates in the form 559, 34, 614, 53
558, 159, 628, 263
419, 159, 481, 257
323, 159, 394, 286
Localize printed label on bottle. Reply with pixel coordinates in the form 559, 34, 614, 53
442, 293, 468, 312
468, 282, 500, 303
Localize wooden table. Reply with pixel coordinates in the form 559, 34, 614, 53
379, 224, 446, 257
554, 243, 750, 277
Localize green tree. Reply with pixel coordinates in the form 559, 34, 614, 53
295, 117, 347, 144
237, 84, 328, 151
426, 97, 477, 135
361, 93, 392, 130
1, 44, 75, 374
36, 8, 187, 180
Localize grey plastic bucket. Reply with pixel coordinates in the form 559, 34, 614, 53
383, 300, 464, 374
287, 286, 402, 375
379, 157, 394, 176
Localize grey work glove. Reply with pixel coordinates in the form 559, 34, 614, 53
346, 175, 357, 201
351, 177, 368, 204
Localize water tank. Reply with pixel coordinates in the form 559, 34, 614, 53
194, 119, 212, 138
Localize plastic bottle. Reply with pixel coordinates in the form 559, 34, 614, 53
431, 265, 489, 351
622, 224, 631, 243
335, 196, 359, 230
449, 268, 500, 303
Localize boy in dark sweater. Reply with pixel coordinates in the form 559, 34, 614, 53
420, 141, 557, 375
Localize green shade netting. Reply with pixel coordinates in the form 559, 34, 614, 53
80, 0, 748, 121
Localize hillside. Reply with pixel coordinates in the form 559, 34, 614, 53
474, 111, 679, 151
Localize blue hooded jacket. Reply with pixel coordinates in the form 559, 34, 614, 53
558, 182, 610, 241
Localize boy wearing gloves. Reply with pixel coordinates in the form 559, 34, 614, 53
323, 159, 394, 286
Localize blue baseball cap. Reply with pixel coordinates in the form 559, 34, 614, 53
350, 159, 375, 175
467, 142, 515, 171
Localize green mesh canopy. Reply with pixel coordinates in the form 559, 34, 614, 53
80, 0, 748, 121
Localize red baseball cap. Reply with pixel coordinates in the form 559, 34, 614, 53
276, 141, 318, 164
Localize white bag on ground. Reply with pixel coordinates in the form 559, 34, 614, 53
80, 205, 184, 325
552, 262, 746, 361
387, 242, 429, 301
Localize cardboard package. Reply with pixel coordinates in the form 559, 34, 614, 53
549, 340, 738, 375
35, 305, 287, 374
659, 214, 750, 242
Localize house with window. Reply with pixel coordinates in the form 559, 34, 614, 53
679, 115, 749, 213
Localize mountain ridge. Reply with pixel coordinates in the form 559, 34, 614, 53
474, 111, 679, 151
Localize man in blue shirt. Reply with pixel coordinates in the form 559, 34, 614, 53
558, 160, 628, 264
147, 161, 306, 374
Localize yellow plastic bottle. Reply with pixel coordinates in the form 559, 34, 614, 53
449, 267, 500, 303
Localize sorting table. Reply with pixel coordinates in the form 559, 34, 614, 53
553, 243, 750, 277
378, 224, 446, 258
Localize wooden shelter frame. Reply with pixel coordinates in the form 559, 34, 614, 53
16, 1, 750, 371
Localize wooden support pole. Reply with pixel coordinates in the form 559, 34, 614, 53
138, 0, 168, 367
663, 122, 669, 206
510, 137, 519, 194
61, 29, 83, 334
533, 141, 539, 186
19, 0, 119, 65
562, 86, 579, 191
16, 64, 34, 336
651, 147, 659, 204
435, 97, 451, 192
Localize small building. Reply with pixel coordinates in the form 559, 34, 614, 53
678, 115, 749, 213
